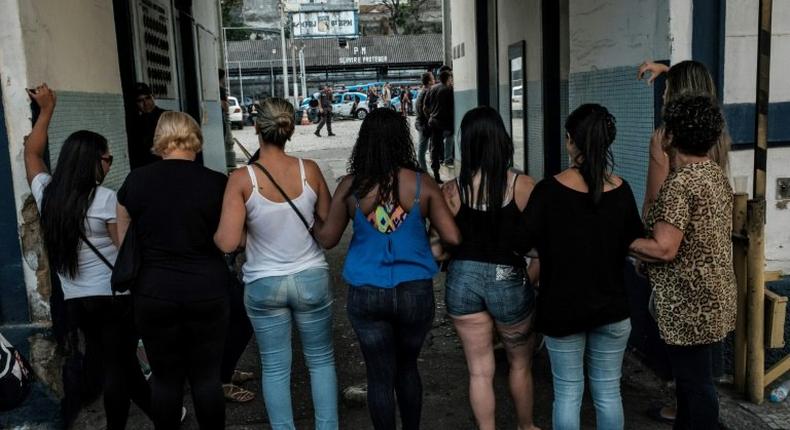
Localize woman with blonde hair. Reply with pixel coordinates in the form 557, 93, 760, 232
214, 98, 338, 429
117, 111, 231, 429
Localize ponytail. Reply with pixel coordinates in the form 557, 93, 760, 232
565, 104, 616, 205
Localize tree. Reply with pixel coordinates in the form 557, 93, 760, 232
221, 0, 253, 41
379, 0, 432, 35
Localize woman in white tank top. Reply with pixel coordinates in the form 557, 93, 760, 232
215, 98, 338, 429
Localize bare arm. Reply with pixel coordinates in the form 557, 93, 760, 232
643, 129, 670, 214
424, 175, 461, 246
116, 204, 132, 245
629, 221, 683, 263
107, 223, 120, 247
313, 175, 352, 249
214, 170, 249, 253
305, 159, 331, 222
24, 84, 57, 185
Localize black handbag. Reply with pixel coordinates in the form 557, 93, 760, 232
81, 227, 139, 293
110, 224, 141, 293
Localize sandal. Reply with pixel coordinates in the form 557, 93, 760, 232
231, 369, 255, 384
223, 384, 255, 403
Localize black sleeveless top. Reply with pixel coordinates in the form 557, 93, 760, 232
451, 176, 527, 268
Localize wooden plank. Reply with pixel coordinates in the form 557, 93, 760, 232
765, 289, 787, 349
764, 355, 790, 387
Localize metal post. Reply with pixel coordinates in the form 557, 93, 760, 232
270, 60, 275, 96
238, 62, 245, 106
222, 27, 229, 83
279, 1, 290, 100
746, 0, 772, 405
733, 193, 748, 393
291, 39, 299, 102
299, 47, 307, 99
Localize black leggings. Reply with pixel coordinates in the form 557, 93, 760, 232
347, 280, 435, 430
67, 296, 151, 430
220, 280, 253, 383
666, 342, 720, 430
134, 295, 229, 430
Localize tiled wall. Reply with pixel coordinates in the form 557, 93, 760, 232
569, 66, 654, 208
46, 91, 130, 190
526, 80, 544, 178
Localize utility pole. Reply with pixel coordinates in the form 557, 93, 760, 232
299, 46, 307, 99
291, 39, 299, 102
279, 0, 289, 100
270, 49, 276, 97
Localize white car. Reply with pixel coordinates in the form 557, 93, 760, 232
332, 92, 369, 120
228, 96, 244, 129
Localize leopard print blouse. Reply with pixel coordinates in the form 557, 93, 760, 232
646, 160, 737, 346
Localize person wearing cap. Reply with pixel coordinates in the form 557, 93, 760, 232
130, 83, 166, 169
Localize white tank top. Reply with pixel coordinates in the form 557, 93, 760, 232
242, 159, 327, 283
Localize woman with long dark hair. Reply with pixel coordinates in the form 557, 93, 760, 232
520, 104, 643, 429
214, 98, 338, 428
314, 108, 460, 430
117, 111, 230, 429
24, 84, 151, 429
441, 106, 539, 430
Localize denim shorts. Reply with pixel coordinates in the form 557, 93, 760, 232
445, 260, 535, 325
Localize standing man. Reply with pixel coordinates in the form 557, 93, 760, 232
314, 85, 335, 137
219, 69, 235, 170
414, 72, 435, 171
130, 83, 166, 169
368, 86, 379, 111
424, 69, 454, 183
382, 83, 392, 109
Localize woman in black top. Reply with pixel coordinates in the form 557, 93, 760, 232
441, 107, 540, 430
522, 105, 643, 430
117, 112, 230, 429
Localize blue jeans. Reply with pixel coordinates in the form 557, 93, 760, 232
347, 280, 435, 430
245, 268, 338, 430
416, 129, 430, 171
544, 318, 631, 430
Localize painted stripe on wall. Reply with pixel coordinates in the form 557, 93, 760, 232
724, 102, 790, 145
0, 84, 28, 324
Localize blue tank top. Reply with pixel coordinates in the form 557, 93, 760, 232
342, 173, 438, 288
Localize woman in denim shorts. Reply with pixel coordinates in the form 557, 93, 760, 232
440, 107, 540, 430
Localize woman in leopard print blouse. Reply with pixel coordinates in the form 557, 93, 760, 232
630, 95, 736, 430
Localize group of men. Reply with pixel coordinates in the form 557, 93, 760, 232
416, 66, 454, 183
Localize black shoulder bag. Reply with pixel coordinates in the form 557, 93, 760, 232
251, 162, 315, 238
80, 228, 138, 293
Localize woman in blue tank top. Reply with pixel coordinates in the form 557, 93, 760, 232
314, 108, 460, 430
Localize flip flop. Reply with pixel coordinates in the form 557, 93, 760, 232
223, 384, 256, 403
647, 406, 675, 424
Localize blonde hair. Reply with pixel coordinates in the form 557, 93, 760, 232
152, 111, 203, 156
256, 98, 295, 147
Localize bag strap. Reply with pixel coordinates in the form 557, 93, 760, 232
251, 162, 313, 235
79, 231, 114, 270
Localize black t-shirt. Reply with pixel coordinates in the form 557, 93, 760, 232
521, 177, 643, 337
118, 159, 230, 302
130, 106, 166, 169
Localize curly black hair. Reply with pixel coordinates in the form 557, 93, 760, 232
663, 94, 723, 156
346, 108, 420, 203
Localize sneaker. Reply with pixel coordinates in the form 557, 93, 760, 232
328, 133, 336, 137
314, 131, 321, 137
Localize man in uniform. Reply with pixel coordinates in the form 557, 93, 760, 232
314, 85, 335, 137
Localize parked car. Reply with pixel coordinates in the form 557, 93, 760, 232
300, 91, 370, 120
228, 96, 244, 129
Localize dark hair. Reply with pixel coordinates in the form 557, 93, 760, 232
134, 82, 152, 97
40, 131, 109, 278
346, 108, 420, 203
421, 72, 433, 86
218, 69, 226, 80
439, 70, 452, 85
256, 97, 295, 148
564, 104, 617, 205
663, 94, 723, 156
439, 65, 452, 73
458, 106, 513, 211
